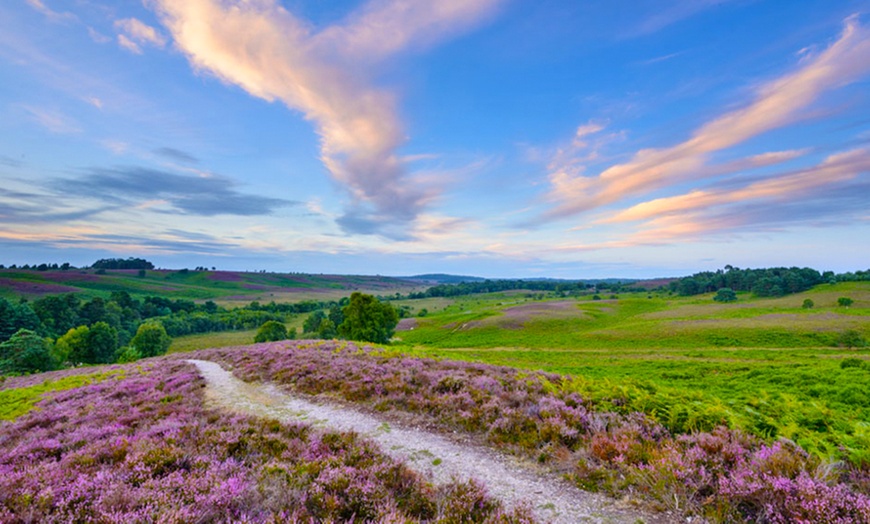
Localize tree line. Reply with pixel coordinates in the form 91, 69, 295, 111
669, 266, 870, 297
0, 291, 341, 375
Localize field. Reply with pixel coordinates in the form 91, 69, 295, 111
0, 268, 425, 305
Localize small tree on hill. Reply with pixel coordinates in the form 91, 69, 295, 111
0, 329, 55, 374
838, 297, 854, 307
713, 288, 737, 302
130, 322, 171, 358
338, 292, 399, 344
254, 321, 289, 343
802, 299, 814, 309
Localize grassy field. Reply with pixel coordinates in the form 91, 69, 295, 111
385, 282, 870, 462
0, 268, 425, 304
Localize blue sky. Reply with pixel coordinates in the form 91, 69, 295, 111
1, 0, 868, 278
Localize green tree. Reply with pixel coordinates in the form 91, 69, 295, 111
254, 320, 289, 343
0, 329, 55, 374
56, 325, 89, 365
802, 299, 814, 309
838, 330, 867, 349
337, 292, 399, 344
838, 297, 854, 307
317, 318, 337, 339
130, 322, 171, 358
713, 288, 737, 302
88, 322, 118, 364
303, 310, 326, 333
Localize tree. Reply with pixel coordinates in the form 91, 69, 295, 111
88, 322, 118, 364
254, 320, 289, 343
303, 310, 326, 333
337, 292, 399, 344
713, 288, 737, 302
838, 297, 854, 307
130, 322, 171, 358
802, 299, 814, 309
838, 330, 867, 350
0, 329, 55, 374
56, 325, 89, 365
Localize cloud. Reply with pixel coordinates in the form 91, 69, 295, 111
606, 148, 870, 224
115, 18, 167, 54
545, 15, 870, 221
21, 105, 81, 134
153, 147, 199, 164
149, 0, 502, 236
0, 155, 23, 168
26, 0, 77, 23
53, 166, 298, 217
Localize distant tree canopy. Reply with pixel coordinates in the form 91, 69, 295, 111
337, 292, 399, 344
713, 288, 737, 302
91, 257, 155, 270
670, 266, 825, 298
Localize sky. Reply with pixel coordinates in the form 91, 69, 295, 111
0, 0, 869, 279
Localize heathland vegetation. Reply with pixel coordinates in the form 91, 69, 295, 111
0, 263, 868, 522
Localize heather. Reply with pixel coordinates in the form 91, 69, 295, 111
185, 341, 870, 522
0, 359, 532, 523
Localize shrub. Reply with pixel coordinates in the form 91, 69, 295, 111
713, 288, 737, 302
838, 297, 854, 307
838, 330, 867, 349
841, 357, 866, 369
802, 299, 814, 309
130, 322, 171, 358
254, 320, 289, 343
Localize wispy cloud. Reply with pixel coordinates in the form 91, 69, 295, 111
545, 15, 870, 221
25, 0, 77, 23
21, 105, 81, 134
153, 147, 198, 164
53, 166, 298, 217
115, 18, 167, 54
150, 0, 502, 236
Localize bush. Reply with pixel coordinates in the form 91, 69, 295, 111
337, 293, 398, 344
714, 288, 737, 302
841, 358, 865, 370
838, 330, 867, 349
254, 321, 289, 343
838, 297, 854, 307
802, 299, 814, 309
130, 322, 171, 358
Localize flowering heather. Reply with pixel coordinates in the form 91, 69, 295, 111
0, 359, 533, 523
181, 341, 870, 523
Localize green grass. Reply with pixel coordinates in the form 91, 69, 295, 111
0, 370, 124, 421
168, 330, 260, 353
391, 283, 870, 463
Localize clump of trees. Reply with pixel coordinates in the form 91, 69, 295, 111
713, 288, 737, 302
91, 257, 154, 270
301, 293, 398, 344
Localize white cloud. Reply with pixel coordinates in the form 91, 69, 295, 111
26, 0, 77, 23
545, 15, 870, 220
149, 0, 502, 236
115, 18, 167, 54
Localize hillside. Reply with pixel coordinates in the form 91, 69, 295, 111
0, 268, 425, 305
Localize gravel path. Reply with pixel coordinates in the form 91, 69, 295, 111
188, 359, 663, 524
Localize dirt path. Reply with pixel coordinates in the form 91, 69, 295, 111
188, 359, 664, 524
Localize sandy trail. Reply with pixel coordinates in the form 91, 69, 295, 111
188, 359, 662, 524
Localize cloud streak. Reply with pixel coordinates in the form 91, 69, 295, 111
150, 0, 502, 237
53, 166, 297, 217
545, 15, 870, 220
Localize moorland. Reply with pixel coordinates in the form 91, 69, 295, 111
1, 261, 869, 523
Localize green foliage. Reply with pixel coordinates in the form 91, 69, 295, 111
57, 322, 119, 365
0, 329, 55, 374
0, 298, 41, 343
254, 320, 289, 343
91, 257, 154, 270
673, 266, 823, 297
838, 330, 866, 349
802, 299, 814, 309
114, 346, 142, 363
840, 357, 865, 370
130, 322, 171, 358
87, 322, 119, 364
55, 325, 88, 365
304, 310, 326, 333
838, 297, 854, 307
713, 288, 737, 302
0, 370, 122, 420
338, 292, 399, 344
317, 318, 337, 339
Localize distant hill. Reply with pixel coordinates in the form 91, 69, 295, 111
0, 268, 425, 304
404, 274, 487, 284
